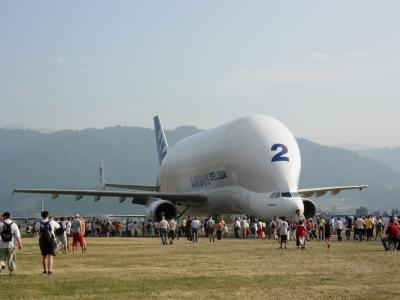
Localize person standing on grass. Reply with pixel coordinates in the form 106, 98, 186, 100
216, 220, 223, 241
278, 216, 288, 249
365, 215, 374, 241
168, 218, 177, 245
268, 218, 276, 240
191, 217, 201, 242
207, 216, 216, 242
35, 211, 60, 275
297, 220, 306, 250
71, 214, 85, 254
78, 215, 87, 251
0, 212, 22, 275
381, 217, 400, 251
375, 217, 384, 241
186, 216, 192, 241
335, 218, 343, 241
345, 217, 352, 240
293, 209, 305, 247
324, 219, 331, 249
234, 218, 241, 239
356, 216, 365, 242
158, 216, 169, 245
318, 217, 325, 241
55, 217, 68, 254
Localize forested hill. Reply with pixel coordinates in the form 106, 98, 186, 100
1, 126, 399, 216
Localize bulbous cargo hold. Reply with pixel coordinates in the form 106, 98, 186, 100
159, 114, 301, 195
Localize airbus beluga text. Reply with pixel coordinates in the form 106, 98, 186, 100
14, 115, 367, 221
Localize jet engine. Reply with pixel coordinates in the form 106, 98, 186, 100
302, 198, 316, 218
146, 199, 177, 221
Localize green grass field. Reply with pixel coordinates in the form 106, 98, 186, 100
0, 236, 398, 299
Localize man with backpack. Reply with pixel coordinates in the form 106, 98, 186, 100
35, 211, 60, 275
0, 212, 22, 275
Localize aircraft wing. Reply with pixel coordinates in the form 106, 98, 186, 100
104, 183, 158, 191
12, 189, 207, 206
298, 185, 368, 198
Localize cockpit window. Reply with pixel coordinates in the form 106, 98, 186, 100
270, 192, 278, 199
291, 192, 300, 197
281, 192, 292, 198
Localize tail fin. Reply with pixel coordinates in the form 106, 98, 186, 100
99, 160, 106, 190
153, 115, 169, 164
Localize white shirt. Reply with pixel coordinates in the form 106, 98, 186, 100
0, 219, 21, 249
66, 221, 71, 235
158, 219, 169, 230
335, 220, 344, 230
191, 219, 201, 229
356, 218, 365, 229
234, 220, 241, 228
279, 221, 288, 236
169, 219, 177, 231
86, 222, 92, 231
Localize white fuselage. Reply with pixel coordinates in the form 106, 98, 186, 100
158, 115, 304, 220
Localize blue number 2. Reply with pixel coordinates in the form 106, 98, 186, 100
271, 144, 289, 162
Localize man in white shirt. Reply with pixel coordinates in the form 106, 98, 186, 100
0, 212, 22, 275
191, 217, 201, 242
35, 211, 60, 275
65, 217, 72, 252
335, 218, 344, 241
158, 216, 169, 245
356, 217, 365, 241
168, 218, 177, 244
234, 218, 241, 239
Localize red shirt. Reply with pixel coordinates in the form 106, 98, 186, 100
297, 225, 306, 237
387, 223, 400, 238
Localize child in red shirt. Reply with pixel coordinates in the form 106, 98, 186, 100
297, 220, 306, 250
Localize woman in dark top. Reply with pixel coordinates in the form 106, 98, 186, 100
324, 220, 331, 249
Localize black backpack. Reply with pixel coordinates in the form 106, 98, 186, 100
1, 222, 13, 242
55, 222, 65, 236
40, 221, 53, 242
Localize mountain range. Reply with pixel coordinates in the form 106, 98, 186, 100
1, 126, 399, 217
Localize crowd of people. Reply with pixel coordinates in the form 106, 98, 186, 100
1, 210, 399, 276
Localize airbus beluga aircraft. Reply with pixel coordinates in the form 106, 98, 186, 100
14, 115, 367, 220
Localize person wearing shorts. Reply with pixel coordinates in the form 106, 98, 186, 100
279, 217, 288, 249
35, 211, 60, 275
207, 217, 216, 242
71, 214, 85, 253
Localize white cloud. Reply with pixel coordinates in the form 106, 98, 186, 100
345, 49, 371, 60
310, 51, 329, 62
57, 55, 67, 65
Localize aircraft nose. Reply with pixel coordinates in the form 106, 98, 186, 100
288, 197, 304, 217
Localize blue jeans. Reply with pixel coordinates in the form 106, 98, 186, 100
159, 229, 167, 244
192, 228, 199, 242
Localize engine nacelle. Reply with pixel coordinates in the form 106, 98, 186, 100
146, 199, 177, 222
302, 198, 316, 218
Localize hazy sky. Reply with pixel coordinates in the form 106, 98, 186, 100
1, 1, 399, 147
